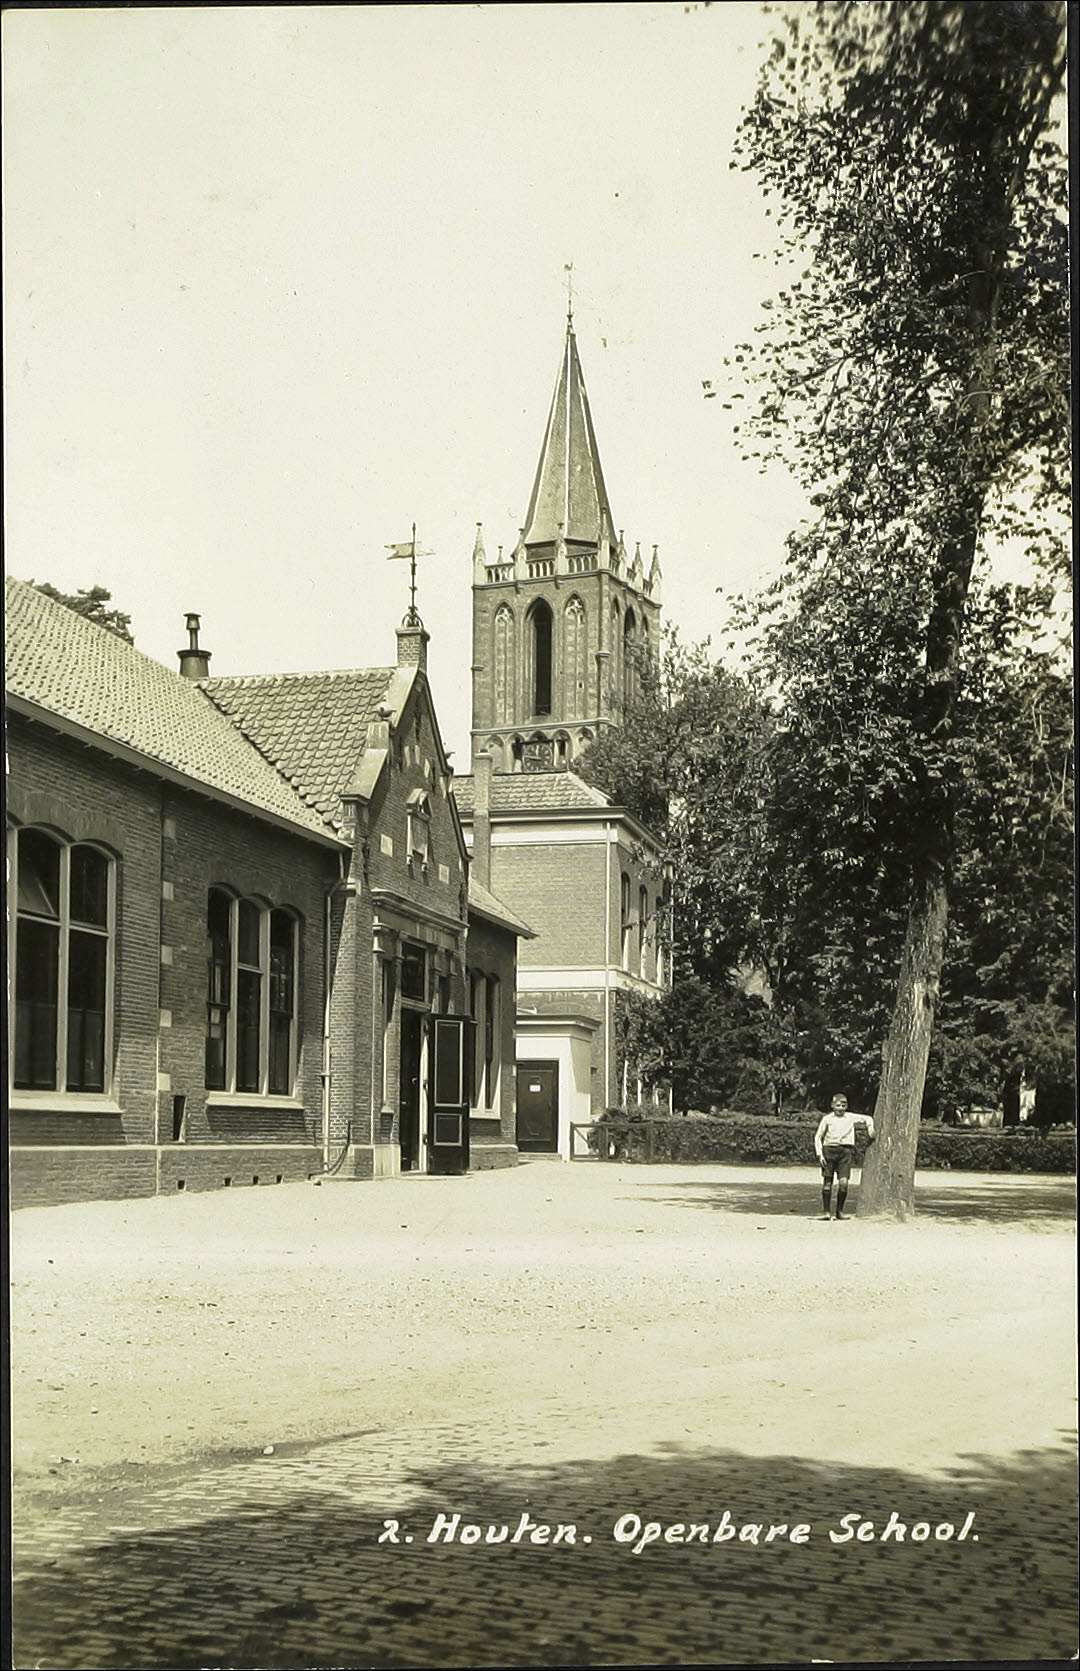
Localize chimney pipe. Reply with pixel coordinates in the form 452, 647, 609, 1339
177, 612, 211, 679
472, 751, 492, 889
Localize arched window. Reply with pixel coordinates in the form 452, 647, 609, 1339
205, 889, 298, 1096
639, 886, 649, 977
564, 595, 587, 720
493, 605, 515, 725
527, 600, 553, 717
623, 609, 638, 706
610, 600, 621, 709
620, 872, 632, 970
12, 827, 114, 1094
407, 788, 432, 865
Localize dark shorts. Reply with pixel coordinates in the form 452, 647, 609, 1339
821, 1144, 854, 1183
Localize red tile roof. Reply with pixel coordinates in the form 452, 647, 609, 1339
452, 769, 611, 816
204, 669, 395, 823
5, 576, 341, 842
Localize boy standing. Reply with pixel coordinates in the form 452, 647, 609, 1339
814, 1094, 875, 1219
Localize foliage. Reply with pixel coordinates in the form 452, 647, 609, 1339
587, 1112, 1074, 1173
728, 0, 1068, 1216
579, 635, 770, 985
31, 581, 134, 643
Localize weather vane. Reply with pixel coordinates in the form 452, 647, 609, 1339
564, 262, 574, 326
386, 523, 433, 625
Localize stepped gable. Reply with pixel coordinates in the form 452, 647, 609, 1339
204, 668, 396, 824
4, 575, 338, 841
453, 769, 611, 817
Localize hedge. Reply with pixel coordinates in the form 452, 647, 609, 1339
590, 1113, 1075, 1173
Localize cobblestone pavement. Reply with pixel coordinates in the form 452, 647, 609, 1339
11, 1164, 1077, 1667
12, 1418, 1078, 1667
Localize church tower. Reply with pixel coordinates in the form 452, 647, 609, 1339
470, 319, 662, 773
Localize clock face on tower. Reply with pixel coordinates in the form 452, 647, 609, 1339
522, 739, 555, 773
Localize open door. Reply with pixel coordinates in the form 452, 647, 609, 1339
427, 1014, 472, 1175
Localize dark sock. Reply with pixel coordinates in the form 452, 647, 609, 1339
836, 1186, 848, 1217
822, 1187, 831, 1215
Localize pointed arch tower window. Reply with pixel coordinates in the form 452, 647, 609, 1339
623, 609, 638, 706
493, 604, 515, 725
527, 599, 553, 718
564, 595, 587, 720
610, 599, 621, 712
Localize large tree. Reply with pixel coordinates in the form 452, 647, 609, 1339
731, 0, 1069, 1215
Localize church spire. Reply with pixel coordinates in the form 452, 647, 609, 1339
521, 322, 615, 552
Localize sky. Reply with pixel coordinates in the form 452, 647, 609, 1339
6, 3, 817, 761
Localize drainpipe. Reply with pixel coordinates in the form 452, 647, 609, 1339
323, 851, 349, 1171
604, 819, 612, 1110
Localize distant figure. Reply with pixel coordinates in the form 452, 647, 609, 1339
814, 1094, 875, 1220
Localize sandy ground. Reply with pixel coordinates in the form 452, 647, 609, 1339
10, 1161, 1075, 1496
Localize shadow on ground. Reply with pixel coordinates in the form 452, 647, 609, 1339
13, 1437, 1077, 1668
628, 1176, 1075, 1226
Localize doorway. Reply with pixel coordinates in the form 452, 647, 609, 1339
516, 1061, 559, 1152
399, 1008, 424, 1171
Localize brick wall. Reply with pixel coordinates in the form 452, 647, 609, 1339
157, 784, 340, 1148
466, 913, 520, 1166
490, 841, 607, 968
8, 716, 343, 1204
8, 719, 163, 1146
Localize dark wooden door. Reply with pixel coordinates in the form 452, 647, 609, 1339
399, 1008, 423, 1171
426, 1014, 471, 1176
516, 1062, 559, 1152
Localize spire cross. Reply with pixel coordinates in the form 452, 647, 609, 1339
563, 262, 574, 326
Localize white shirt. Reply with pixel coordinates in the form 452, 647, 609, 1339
815, 1110, 874, 1154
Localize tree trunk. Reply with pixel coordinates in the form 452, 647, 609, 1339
859, 869, 950, 1218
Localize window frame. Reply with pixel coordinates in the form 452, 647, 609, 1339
406, 789, 432, 867
204, 889, 300, 1102
620, 872, 632, 970
9, 825, 116, 1103
639, 885, 649, 977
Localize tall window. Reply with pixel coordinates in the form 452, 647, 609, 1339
493, 605, 516, 724
564, 595, 587, 720
639, 886, 649, 977
528, 600, 553, 717
623, 609, 638, 706
484, 974, 499, 1109
12, 827, 113, 1093
205, 889, 298, 1096
620, 872, 632, 970
469, 971, 500, 1110
406, 790, 431, 865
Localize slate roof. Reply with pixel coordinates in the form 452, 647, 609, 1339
204, 669, 396, 823
522, 324, 616, 550
5, 576, 341, 843
467, 876, 536, 939
452, 769, 611, 817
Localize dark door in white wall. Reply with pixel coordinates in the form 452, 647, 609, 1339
516, 1061, 559, 1152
